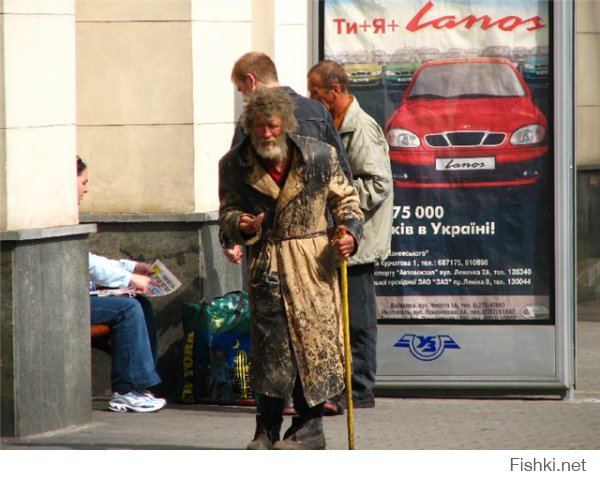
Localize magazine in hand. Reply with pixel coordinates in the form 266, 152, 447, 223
147, 259, 182, 297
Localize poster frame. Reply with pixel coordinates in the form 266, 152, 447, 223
310, 0, 575, 397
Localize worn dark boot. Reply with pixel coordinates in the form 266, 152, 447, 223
247, 415, 282, 450
273, 417, 326, 450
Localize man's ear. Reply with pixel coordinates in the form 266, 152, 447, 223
331, 82, 342, 96
246, 73, 257, 91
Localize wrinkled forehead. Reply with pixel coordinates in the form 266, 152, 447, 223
250, 113, 283, 127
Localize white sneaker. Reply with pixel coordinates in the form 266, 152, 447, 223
108, 391, 166, 413
138, 388, 167, 408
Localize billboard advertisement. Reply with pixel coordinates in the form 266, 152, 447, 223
322, 0, 553, 323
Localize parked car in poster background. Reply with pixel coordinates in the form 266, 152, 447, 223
464, 47, 482, 57
443, 47, 466, 58
480, 45, 518, 67
384, 53, 420, 87
417, 46, 441, 63
373, 49, 391, 65
343, 50, 383, 87
384, 57, 549, 188
327, 50, 350, 66
522, 46, 550, 81
512, 46, 531, 68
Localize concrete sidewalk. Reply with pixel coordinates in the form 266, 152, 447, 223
2, 302, 600, 450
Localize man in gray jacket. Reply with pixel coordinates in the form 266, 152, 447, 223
308, 60, 394, 409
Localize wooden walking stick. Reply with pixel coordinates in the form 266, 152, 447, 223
337, 226, 355, 450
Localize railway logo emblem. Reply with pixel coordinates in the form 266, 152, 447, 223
394, 333, 460, 361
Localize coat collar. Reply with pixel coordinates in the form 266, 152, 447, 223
338, 96, 362, 135
243, 134, 308, 215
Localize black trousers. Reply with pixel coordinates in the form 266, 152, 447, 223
347, 262, 378, 398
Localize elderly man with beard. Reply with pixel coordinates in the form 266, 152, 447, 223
222, 51, 352, 265
218, 88, 364, 450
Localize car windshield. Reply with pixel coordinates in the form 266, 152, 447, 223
391, 54, 416, 63
348, 53, 373, 63
408, 62, 525, 99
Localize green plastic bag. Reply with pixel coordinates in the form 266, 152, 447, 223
175, 291, 254, 405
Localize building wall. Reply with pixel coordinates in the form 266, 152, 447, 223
575, 1, 600, 300
0, 0, 93, 438
191, 1, 252, 213
0, 0, 77, 230
76, 0, 195, 213
1, 227, 94, 437
76, 0, 312, 216
575, 0, 600, 167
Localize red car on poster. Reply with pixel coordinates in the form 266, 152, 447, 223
384, 57, 548, 188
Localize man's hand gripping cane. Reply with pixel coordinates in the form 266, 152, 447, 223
329, 225, 355, 260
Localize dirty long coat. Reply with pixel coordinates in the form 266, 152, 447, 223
218, 133, 363, 406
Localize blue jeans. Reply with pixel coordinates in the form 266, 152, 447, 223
90, 295, 160, 392
347, 263, 377, 398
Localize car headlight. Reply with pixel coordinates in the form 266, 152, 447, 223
384, 69, 394, 75
523, 63, 533, 70
510, 124, 546, 145
373, 68, 382, 75
386, 128, 421, 148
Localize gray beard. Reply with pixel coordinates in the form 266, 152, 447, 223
252, 135, 288, 161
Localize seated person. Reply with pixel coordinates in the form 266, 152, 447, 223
78, 156, 165, 413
